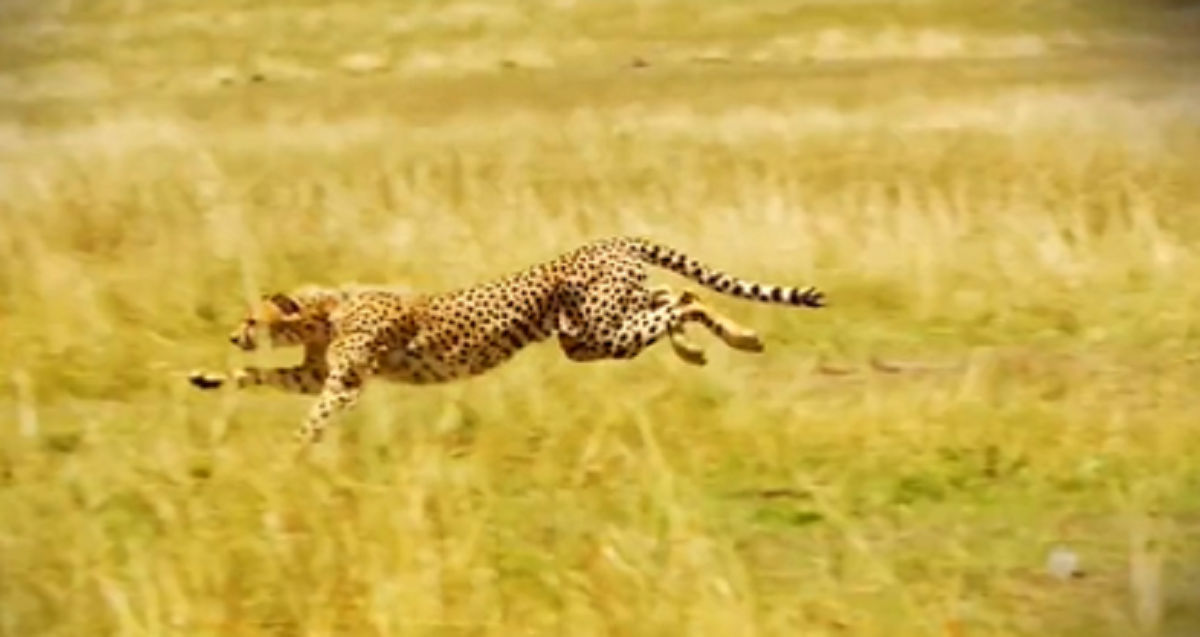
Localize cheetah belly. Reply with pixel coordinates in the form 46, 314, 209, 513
378, 346, 462, 385
377, 339, 517, 384
379, 319, 551, 384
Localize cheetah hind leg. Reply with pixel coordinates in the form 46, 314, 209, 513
650, 285, 764, 355
648, 284, 702, 309
647, 285, 707, 366
565, 289, 745, 365
558, 294, 703, 365
669, 292, 765, 354
684, 305, 764, 353
665, 323, 707, 366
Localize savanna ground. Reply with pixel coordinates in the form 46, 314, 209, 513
3, 1, 1200, 635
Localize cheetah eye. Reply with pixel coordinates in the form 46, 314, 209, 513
245, 319, 257, 327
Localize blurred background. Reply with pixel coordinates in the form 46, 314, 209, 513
2, 1, 1200, 635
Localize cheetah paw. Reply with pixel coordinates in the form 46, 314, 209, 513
674, 345, 708, 366
667, 337, 708, 366
725, 332, 765, 353
188, 370, 225, 390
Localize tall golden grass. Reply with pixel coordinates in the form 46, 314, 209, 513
3, 1, 1200, 635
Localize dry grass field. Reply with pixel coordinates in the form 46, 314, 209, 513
3, 1, 1200, 635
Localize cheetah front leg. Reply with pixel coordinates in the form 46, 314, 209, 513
188, 363, 328, 395
295, 333, 380, 444
191, 343, 330, 394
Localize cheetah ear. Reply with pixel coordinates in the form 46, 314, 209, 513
266, 293, 302, 316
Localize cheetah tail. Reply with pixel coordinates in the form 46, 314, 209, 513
627, 237, 825, 308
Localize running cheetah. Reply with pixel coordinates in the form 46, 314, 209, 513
189, 236, 825, 444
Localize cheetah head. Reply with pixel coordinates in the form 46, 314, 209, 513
229, 293, 311, 351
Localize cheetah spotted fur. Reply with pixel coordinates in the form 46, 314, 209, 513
189, 236, 826, 444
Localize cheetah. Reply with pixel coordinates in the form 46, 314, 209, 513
189, 236, 825, 444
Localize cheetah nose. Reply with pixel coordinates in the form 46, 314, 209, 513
229, 335, 240, 345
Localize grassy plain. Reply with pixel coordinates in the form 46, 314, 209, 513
3, 1, 1200, 635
